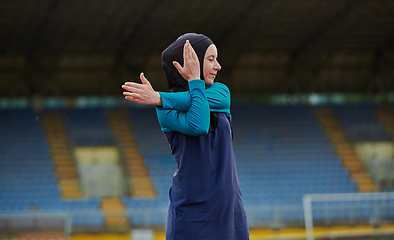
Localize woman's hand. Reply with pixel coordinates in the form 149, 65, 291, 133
122, 72, 163, 106
173, 40, 200, 81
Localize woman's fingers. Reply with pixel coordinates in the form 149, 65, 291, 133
190, 43, 199, 62
173, 61, 182, 72
124, 94, 144, 104
172, 41, 191, 74
174, 40, 200, 81
123, 91, 135, 96
140, 72, 151, 86
186, 41, 200, 80
122, 84, 142, 94
122, 72, 161, 105
123, 91, 144, 103
123, 82, 141, 87
123, 91, 137, 98
184, 40, 190, 61
184, 41, 193, 67
185, 40, 198, 62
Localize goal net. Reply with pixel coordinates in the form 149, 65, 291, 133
303, 192, 394, 240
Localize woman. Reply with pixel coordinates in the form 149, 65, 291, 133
122, 33, 249, 240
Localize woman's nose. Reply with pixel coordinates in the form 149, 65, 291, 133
215, 61, 221, 71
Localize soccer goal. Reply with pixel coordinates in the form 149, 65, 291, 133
303, 192, 394, 240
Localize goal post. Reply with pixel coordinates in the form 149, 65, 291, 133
303, 192, 394, 240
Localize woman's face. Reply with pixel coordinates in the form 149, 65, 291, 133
203, 44, 221, 85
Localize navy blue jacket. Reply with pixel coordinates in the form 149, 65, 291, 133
156, 80, 249, 240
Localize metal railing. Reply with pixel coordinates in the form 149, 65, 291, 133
1, 194, 393, 237
303, 192, 394, 240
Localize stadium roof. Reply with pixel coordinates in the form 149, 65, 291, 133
1, 0, 394, 97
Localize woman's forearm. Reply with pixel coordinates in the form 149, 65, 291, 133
159, 83, 230, 114
156, 80, 210, 136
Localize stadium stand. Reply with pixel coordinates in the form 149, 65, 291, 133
0, 109, 104, 234
331, 104, 394, 191
332, 104, 392, 142
41, 111, 83, 199
376, 106, 394, 137
62, 108, 125, 231
120, 104, 359, 225
121, 103, 393, 228
231, 104, 359, 225
314, 107, 377, 192
63, 108, 116, 147
233, 105, 355, 196
106, 110, 156, 198
122, 106, 171, 226
1, 104, 393, 238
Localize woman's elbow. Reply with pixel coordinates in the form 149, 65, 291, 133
189, 122, 209, 136
193, 128, 209, 136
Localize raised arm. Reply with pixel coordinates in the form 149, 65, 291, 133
156, 80, 209, 136
122, 40, 200, 106
159, 82, 231, 115
122, 40, 210, 136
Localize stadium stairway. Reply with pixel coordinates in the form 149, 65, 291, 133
106, 110, 156, 198
375, 106, 394, 138
41, 111, 83, 199
100, 197, 129, 232
313, 107, 377, 192
0, 109, 105, 232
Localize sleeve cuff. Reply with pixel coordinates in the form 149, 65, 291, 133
188, 79, 205, 89
158, 92, 169, 109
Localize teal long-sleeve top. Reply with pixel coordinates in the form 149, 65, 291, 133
156, 80, 249, 239
156, 80, 231, 136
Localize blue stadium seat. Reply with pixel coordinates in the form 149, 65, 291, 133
1, 104, 393, 226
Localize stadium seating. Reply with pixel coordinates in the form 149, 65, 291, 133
332, 104, 392, 142
63, 108, 116, 146
0, 109, 104, 228
232, 104, 358, 221
1, 104, 393, 229
121, 104, 357, 224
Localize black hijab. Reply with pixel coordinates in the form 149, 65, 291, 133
161, 33, 219, 132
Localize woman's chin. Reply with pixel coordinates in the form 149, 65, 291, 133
205, 79, 214, 85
